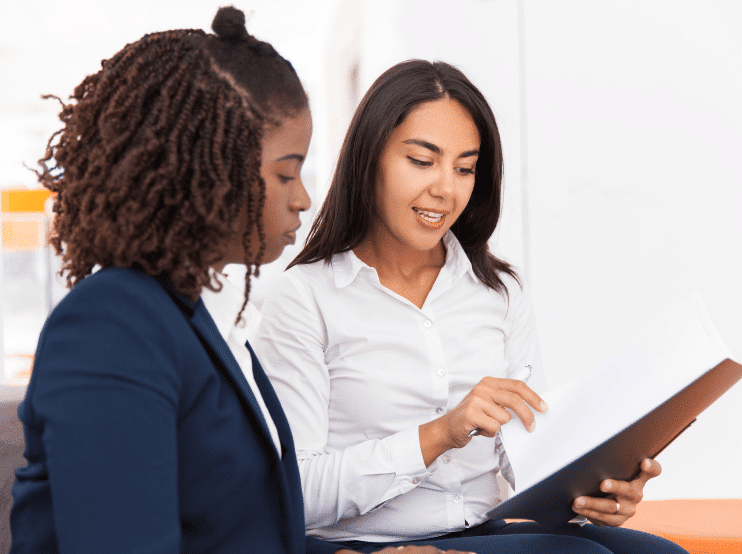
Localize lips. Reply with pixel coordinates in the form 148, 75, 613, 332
413, 207, 447, 229
284, 223, 301, 244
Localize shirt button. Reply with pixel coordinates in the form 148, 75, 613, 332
436, 368, 446, 377
412, 477, 420, 485
442, 455, 451, 464
423, 320, 432, 328
435, 407, 444, 415
452, 495, 461, 503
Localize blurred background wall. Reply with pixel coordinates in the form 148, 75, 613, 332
1, 0, 740, 500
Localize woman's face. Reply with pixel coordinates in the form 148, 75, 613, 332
223, 107, 312, 268
257, 107, 312, 263
373, 98, 480, 253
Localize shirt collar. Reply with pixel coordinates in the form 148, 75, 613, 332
200, 271, 259, 344
442, 230, 479, 284
331, 231, 478, 289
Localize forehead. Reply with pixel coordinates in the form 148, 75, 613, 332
262, 108, 312, 156
390, 98, 480, 151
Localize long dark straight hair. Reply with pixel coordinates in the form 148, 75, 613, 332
289, 59, 519, 295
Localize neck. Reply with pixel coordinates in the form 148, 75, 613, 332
353, 223, 446, 280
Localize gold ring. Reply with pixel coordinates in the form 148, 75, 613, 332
613, 501, 620, 514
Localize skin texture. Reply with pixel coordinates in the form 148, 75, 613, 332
216, 107, 312, 271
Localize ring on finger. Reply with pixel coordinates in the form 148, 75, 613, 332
613, 501, 620, 514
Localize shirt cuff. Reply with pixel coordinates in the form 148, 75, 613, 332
388, 427, 432, 486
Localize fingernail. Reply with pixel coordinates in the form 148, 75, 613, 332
540, 401, 548, 411
603, 481, 612, 491
575, 498, 585, 507
528, 421, 536, 432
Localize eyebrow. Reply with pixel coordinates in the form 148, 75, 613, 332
275, 153, 305, 163
402, 139, 479, 159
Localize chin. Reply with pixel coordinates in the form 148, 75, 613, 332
403, 234, 446, 252
260, 247, 284, 265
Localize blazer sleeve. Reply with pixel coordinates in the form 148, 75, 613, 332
20, 276, 185, 553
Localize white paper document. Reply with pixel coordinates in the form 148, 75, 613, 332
499, 293, 733, 493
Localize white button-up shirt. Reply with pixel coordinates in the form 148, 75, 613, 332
200, 275, 282, 455
253, 232, 545, 542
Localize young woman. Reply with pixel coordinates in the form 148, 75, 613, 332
253, 60, 688, 554
9, 9, 458, 554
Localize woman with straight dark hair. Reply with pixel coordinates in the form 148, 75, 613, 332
253, 60, 688, 554
291, 60, 510, 292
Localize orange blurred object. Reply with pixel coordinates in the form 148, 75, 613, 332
1, 188, 53, 252
623, 499, 742, 554
1, 189, 52, 213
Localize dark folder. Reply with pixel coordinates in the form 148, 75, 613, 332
486, 358, 742, 530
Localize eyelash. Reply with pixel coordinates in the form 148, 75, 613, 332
407, 157, 431, 167
278, 175, 293, 184
407, 156, 475, 175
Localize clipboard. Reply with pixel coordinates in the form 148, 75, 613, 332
486, 358, 742, 530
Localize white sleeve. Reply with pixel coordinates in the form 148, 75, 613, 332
502, 277, 548, 394
252, 269, 432, 530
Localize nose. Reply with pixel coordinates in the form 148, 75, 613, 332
290, 177, 311, 212
428, 166, 456, 199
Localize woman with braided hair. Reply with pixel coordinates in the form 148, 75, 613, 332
9, 7, 455, 554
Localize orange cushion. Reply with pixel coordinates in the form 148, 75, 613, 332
622, 499, 742, 554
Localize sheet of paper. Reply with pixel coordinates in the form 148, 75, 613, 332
499, 292, 732, 492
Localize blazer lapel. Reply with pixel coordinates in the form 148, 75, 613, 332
189, 300, 274, 446
245, 339, 305, 552
244, 340, 294, 457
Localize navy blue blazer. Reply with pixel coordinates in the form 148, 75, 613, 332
10, 267, 338, 554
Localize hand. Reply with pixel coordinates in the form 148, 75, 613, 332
572, 458, 662, 526
419, 377, 547, 466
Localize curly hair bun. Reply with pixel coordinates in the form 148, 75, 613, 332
212, 6, 249, 41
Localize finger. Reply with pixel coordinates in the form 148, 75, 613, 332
495, 378, 549, 413
574, 495, 629, 516
573, 497, 630, 526
487, 389, 538, 432
466, 401, 513, 437
601, 479, 642, 503
636, 458, 661, 483
575, 508, 626, 527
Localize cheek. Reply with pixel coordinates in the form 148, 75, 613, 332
377, 166, 416, 215
260, 187, 282, 237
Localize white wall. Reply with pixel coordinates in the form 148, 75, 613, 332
523, 0, 742, 500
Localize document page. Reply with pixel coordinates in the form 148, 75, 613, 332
499, 293, 733, 493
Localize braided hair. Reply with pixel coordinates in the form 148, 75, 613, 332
39, 6, 308, 310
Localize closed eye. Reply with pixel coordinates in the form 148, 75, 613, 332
456, 167, 476, 176
278, 175, 294, 184
407, 156, 432, 167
